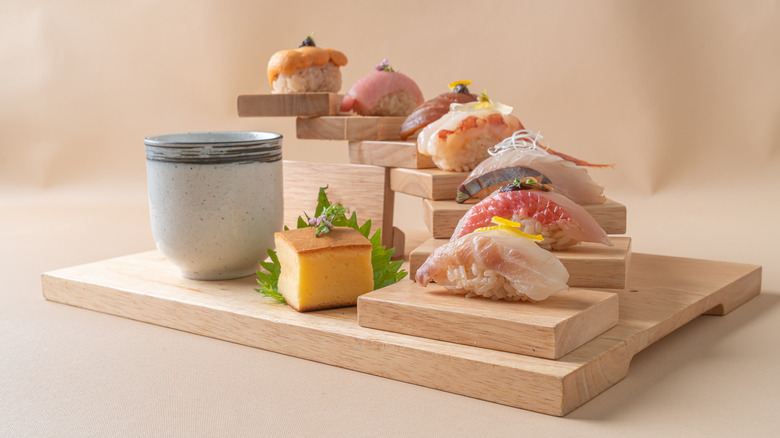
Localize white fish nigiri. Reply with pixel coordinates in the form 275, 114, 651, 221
415, 228, 569, 302
457, 130, 607, 204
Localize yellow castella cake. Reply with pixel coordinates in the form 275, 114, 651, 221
275, 227, 373, 312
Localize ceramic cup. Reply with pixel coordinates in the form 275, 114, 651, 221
144, 131, 283, 280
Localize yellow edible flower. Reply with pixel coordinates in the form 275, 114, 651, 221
475, 217, 544, 241
473, 90, 493, 110
448, 80, 472, 89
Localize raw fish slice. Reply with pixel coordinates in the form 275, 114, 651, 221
417, 109, 524, 172
543, 147, 614, 168
456, 166, 554, 203
400, 92, 478, 140
340, 70, 424, 116
457, 130, 607, 204
452, 190, 611, 249
415, 228, 569, 302
458, 153, 606, 205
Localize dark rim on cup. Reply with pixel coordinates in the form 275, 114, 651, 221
144, 131, 283, 164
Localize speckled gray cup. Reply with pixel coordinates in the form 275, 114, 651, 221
145, 131, 283, 280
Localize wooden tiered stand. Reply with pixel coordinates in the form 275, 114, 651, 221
238, 92, 632, 288
40, 92, 761, 417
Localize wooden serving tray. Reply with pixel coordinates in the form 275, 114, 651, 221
237, 93, 344, 117
41, 251, 760, 416
423, 198, 627, 237
409, 237, 632, 289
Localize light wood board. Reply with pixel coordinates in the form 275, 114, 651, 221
348, 141, 435, 169
423, 198, 628, 238
389, 168, 470, 200
358, 286, 619, 360
409, 237, 632, 289
296, 116, 405, 141
41, 251, 761, 416
283, 161, 394, 248
237, 93, 344, 117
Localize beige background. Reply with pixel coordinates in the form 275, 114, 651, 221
2, 0, 779, 435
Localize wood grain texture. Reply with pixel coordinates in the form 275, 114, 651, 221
391, 226, 405, 261
348, 141, 435, 169
283, 161, 394, 248
296, 116, 405, 141
358, 286, 619, 359
237, 93, 343, 117
409, 237, 632, 289
423, 198, 627, 238
40, 251, 761, 416
389, 168, 469, 200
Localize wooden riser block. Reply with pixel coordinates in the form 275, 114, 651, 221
237, 93, 344, 117
283, 161, 395, 249
423, 198, 627, 238
296, 116, 405, 141
349, 141, 435, 169
358, 285, 619, 359
409, 237, 632, 289
391, 226, 405, 261
389, 168, 469, 200
41, 252, 761, 416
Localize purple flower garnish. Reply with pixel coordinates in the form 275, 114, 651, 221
375, 59, 395, 72
309, 214, 335, 236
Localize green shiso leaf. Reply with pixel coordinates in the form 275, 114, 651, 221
255, 186, 407, 302
314, 184, 330, 216
255, 248, 286, 303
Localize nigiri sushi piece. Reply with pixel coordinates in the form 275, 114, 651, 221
339, 60, 424, 116
452, 187, 612, 250
417, 93, 523, 172
415, 227, 569, 302
399, 80, 478, 140
456, 130, 607, 204
267, 35, 348, 94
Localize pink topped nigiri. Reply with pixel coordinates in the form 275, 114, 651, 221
340, 60, 424, 116
452, 188, 611, 250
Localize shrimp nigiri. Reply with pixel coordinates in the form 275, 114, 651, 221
452, 186, 611, 250
417, 94, 523, 172
456, 130, 607, 204
415, 227, 569, 302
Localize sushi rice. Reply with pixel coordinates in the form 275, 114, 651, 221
272, 62, 342, 94
515, 216, 579, 250
446, 263, 538, 301
361, 91, 420, 116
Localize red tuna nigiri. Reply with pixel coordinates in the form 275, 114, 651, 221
452, 189, 611, 250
